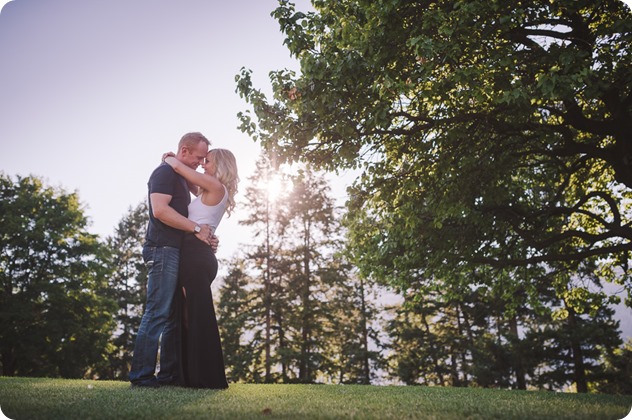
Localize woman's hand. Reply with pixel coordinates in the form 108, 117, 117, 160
194, 224, 214, 246
162, 151, 176, 162
210, 234, 219, 253
163, 155, 179, 170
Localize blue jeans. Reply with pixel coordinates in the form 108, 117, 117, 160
129, 245, 180, 385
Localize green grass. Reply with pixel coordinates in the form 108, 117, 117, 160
0, 377, 630, 419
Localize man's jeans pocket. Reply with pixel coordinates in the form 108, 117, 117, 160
142, 246, 157, 271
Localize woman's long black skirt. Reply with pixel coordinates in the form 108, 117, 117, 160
177, 234, 228, 389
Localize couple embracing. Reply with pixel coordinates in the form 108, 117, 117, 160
129, 132, 238, 389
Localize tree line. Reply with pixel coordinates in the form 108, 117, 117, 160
1, 170, 630, 393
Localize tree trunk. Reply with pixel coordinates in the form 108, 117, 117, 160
1, 348, 15, 376
359, 277, 371, 384
299, 222, 312, 383
455, 304, 469, 386
450, 351, 461, 387
276, 311, 287, 382
567, 308, 588, 393
508, 315, 527, 390
264, 203, 272, 383
421, 315, 443, 385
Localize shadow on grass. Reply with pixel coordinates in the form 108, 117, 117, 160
0, 377, 221, 420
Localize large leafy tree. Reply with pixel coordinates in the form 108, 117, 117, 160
0, 173, 116, 378
236, 1, 632, 300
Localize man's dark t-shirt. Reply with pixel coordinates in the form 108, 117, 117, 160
144, 163, 191, 248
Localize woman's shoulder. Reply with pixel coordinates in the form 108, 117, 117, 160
201, 183, 228, 206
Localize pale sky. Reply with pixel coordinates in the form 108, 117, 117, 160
1, 0, 630, 340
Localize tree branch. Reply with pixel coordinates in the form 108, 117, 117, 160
472, 243, 631, 267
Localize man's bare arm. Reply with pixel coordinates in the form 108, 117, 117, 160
150, 192, 213, 245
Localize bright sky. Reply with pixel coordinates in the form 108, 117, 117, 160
1, 0, 630, 340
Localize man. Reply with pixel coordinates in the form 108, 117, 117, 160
129, 132, 215, 388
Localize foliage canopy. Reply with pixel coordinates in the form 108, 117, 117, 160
236, 0, 632, 297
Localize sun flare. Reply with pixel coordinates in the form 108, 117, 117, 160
266, 174, 286, 202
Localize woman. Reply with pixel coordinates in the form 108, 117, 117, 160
164, 148, 239, 389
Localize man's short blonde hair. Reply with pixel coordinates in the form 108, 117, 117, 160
178, 132, 211, 150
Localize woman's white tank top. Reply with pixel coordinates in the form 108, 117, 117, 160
188, 185, 228, 231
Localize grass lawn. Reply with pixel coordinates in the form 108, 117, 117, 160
0, 377, 630, 419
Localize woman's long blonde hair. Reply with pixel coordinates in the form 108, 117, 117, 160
207, 148, 239, 216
